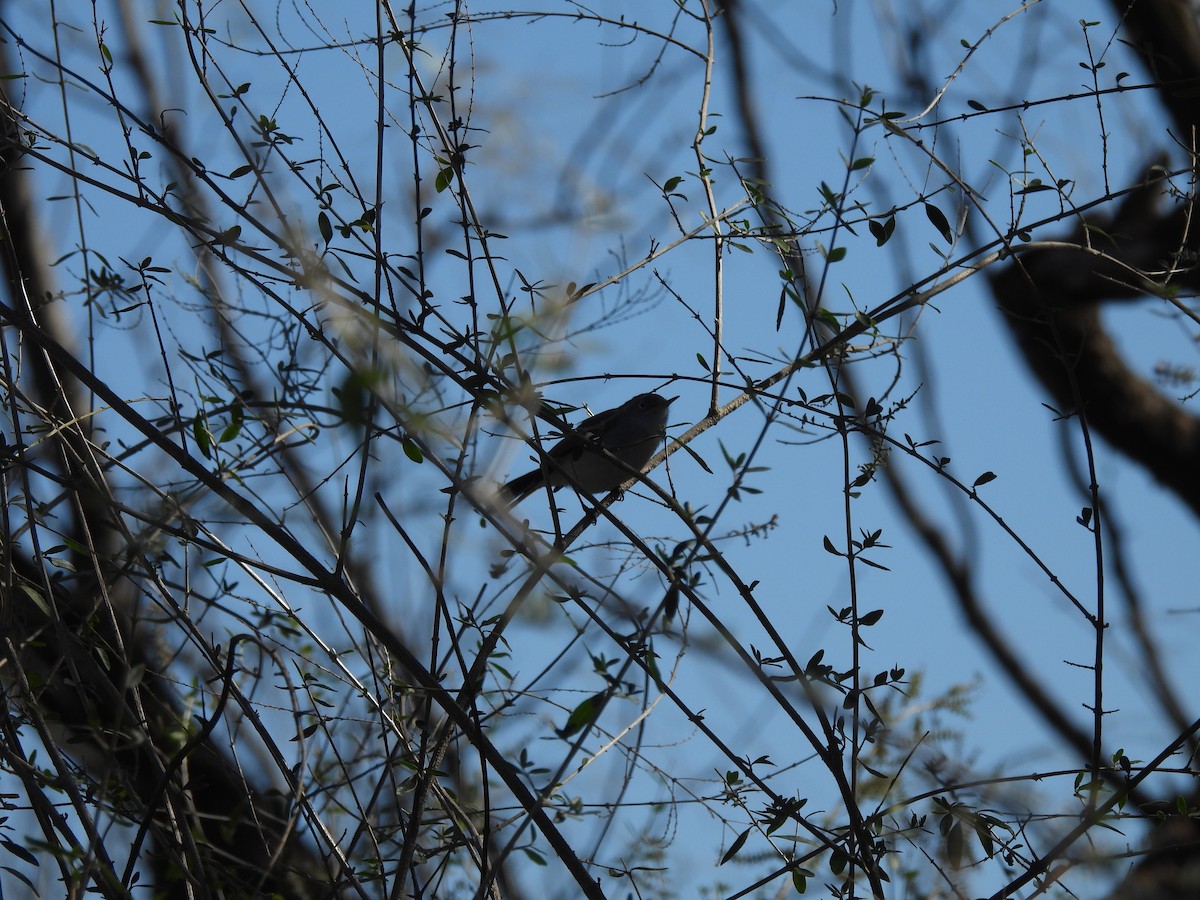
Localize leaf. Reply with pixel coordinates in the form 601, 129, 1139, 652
924, 202, 953, 243
1, 838, 39, 866
218, 418, 242, 444
318, 211, 332, 244
822, 535, 841, 556
213, 224, 242, 246
567, 281, 596, 302
193, 415, 211, 459
861, 759, 888, 777
868, 215, 896, 246
792, 869, 807, 893
1015, 179, 1053, 195
972, 471, 997, 489
975, 820, 995, 858
829, 848, 848, 875
0, 863, 36, 891
946, 822, 964, 867
522, 847, 547, 866
719, 827, 751, 865
677, 441, 713, 474
556, 692, 607, 738
18, 583, 51, 617
859, 608, 884, 626
401, 437, 424, 464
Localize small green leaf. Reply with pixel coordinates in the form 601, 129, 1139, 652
193, 416, 211, 459
556, 692, 607, 738
792, 868, 810, 893
219, 404, 244, 443
522, 847, 547, 866
401, 437, 424, 464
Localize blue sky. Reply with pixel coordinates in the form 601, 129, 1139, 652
5, 0, 1198, 896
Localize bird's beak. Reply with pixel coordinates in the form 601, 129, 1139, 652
665, 396, 679, 406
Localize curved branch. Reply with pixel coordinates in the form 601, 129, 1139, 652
991, 173, 1200, 516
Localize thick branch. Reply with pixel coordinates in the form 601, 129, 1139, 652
991, 177, 1200, 516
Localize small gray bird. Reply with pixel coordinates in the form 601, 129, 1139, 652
501, 392, 676, 506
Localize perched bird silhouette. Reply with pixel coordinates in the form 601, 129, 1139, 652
501, 393, 675, 506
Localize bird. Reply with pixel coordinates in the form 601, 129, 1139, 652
500, 392, 676, 506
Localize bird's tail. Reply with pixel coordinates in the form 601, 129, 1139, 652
499, 469, 543, 506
